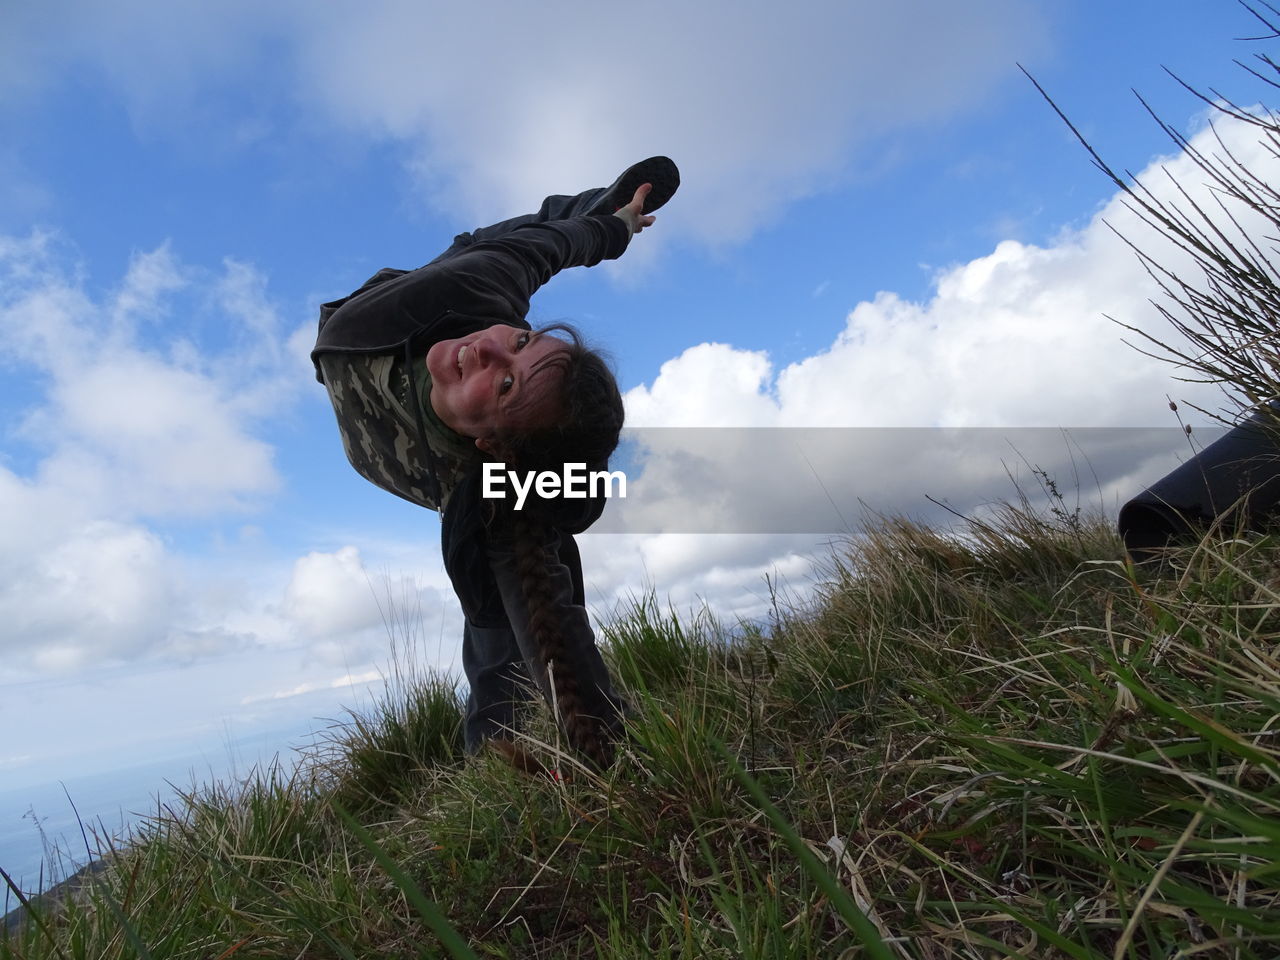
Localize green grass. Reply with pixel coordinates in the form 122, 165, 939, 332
5, 503, 1280, 958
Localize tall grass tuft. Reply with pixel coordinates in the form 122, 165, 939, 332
310, 673, 465, 816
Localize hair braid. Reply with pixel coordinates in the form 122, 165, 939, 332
509, 508, 615, 770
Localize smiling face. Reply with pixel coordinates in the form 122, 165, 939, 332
425, 323, 569, 451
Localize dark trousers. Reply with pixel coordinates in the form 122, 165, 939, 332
461, 533, 627, 751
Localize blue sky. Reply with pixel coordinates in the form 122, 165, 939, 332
2, 0, 1277, 884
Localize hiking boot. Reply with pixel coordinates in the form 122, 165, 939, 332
587, 156, 680, 216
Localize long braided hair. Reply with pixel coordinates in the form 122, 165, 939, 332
487, 323, 625, 769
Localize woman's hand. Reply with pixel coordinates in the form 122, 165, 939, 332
613, 183, 657, 235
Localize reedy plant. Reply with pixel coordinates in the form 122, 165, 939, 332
1026, 0, 1280, 423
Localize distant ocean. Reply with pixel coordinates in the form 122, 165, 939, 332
0, 723, 327, 901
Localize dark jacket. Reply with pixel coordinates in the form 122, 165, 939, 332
312, 214, 630, 628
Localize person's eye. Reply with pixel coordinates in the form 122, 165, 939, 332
515, 332, 531, 351
499, 375, 514, 395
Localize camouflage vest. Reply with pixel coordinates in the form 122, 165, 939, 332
317, 352, 477, 513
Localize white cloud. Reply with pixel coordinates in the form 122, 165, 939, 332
295, 1, 1048, 243
240, 668, 384, 705
34, 354, 277, 515
0, 233, 310, 677
625, 219, 1222, 433
622, 115, 1276, 435
215, 258, 288, 373
283, 546, 385, 639
589, 532, 818, 604
770, 116, 1266, 430
625, 344, 780, 427
279, 545, 467, 676
0, 517, 176, 673
0, 0, 288, 121
611, 113, 1270, 537
1, 1, 1047, 247
109, 243, 187, 336
0, 235, 285, 517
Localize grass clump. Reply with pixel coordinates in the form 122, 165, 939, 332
5, 501, 1280, 958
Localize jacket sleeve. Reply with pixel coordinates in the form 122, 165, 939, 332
441, 215, 631, 319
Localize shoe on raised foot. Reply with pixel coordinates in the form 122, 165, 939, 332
588, 156, 680, 216
486, 737, 575, 781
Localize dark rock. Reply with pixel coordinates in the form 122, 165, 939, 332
2, 859, 110, 934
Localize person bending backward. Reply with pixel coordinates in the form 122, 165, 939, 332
312, 158, 680, 770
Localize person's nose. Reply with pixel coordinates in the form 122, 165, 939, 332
470, 335, 505, 367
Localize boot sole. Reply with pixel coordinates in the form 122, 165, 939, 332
591, 156, 680, 216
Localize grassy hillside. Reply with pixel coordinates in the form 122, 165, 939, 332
3, 497, 1279, 959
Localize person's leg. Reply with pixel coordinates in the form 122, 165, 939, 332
430, 157, 679, 265
461, 537, 627, 752
461, 620, 535, 753
469, 531, 629, 755
428, 192, 604, 266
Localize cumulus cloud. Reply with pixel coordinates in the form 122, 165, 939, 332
1, 0, 1046, 247
6, 521, 174, 672
1, 235, 282, 517
614, 113, 1269, 535
289, 0, 1047, 242
0, 229, 456, 680
283, 546, 385, 639
0, 233, 304, 677
626, 116, 1251, 431
625, 344, 781, 427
